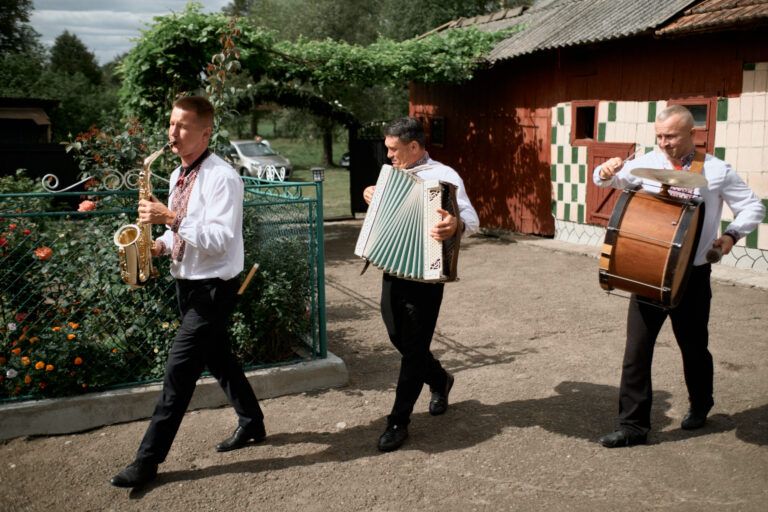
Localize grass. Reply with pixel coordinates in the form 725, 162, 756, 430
268, 137, 352, 219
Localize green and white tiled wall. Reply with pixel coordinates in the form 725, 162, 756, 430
551, 62, 768, 271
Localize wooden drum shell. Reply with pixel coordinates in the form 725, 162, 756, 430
599, 185, 704, 308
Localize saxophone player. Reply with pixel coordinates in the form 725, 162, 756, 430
110, 96, 266, 488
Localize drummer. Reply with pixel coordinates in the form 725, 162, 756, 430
593, 104, 764, 448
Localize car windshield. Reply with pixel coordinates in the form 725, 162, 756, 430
235, 142, 278, 157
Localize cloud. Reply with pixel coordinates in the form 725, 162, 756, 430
29, 1, 231, 64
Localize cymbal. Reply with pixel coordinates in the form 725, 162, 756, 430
630, 168, 708, 188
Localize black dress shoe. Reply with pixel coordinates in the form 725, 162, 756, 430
429, 373, 454, 416
109, 461, 158, 488
377, 424, 408, 452
681, 409, 708, 430
598, 429, 647, 448
216, 423, 267, 452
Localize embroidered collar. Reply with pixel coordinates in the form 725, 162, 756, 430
180, 148, 210, 176
407, 152, 430, 169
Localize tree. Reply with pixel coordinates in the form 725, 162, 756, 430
120, 4, 509, 163
50, 31, 102, 86
0, 0, 40, 55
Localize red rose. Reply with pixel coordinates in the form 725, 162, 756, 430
23, 229, 30, 235
34, 246, 53, 260
0, 238, 7, 248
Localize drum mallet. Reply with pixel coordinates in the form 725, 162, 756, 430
706, 247, 722, 263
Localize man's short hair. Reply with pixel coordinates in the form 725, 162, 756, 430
657, 105, 694, 130
384, 116, 426, 147
173, 96, 215, 128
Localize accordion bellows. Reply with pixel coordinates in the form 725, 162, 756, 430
355, 164, 461, 282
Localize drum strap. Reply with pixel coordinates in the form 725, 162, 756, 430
690, 151, 705, 175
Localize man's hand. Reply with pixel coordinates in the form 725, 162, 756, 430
598, 157, 623, 180
138, 195, 176, 225
150, 241, 163, 258
363, 186, 375, 205
430, 208, 459, 241
712, 234, 736, 256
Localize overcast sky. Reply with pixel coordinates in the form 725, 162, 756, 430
29, 1, 231, 64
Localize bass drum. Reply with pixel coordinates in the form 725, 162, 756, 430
599, 184, 704, 308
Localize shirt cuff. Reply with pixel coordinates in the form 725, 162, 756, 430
723, 229, 740, 243
171, 214, 184, 233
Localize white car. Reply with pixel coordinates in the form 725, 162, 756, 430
227, 140, 293, 179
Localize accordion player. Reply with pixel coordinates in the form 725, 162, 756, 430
355, 164, 464, 282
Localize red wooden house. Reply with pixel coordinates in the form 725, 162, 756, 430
411, 0, 768, 269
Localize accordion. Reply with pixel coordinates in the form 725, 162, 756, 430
354, 164, 461, 282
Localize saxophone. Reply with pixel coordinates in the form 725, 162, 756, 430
113, 142, 172, 290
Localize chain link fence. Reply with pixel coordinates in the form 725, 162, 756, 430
0, 178, 326, 402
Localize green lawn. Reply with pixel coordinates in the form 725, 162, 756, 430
268, 137, 352, 219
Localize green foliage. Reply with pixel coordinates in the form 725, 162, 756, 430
119, 3, 509, 126
0, 31, 120, 142
50, 30, 102, 86
64, 117, 175, 181
0, 0, 38, 55
230, 237, 311, 363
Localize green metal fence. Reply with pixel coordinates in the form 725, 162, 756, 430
0, 178, 326, 402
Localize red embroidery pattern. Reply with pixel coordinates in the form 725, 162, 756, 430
171, 166, 201, 262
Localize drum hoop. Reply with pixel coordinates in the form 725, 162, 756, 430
663, 198, 705, 308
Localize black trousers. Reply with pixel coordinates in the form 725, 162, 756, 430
381, 273, 449, 427
618, 264, 714, 435
136, 277, 264, 464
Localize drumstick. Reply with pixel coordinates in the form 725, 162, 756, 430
623, 147, 643, 164
237, 263, 260, 295
706, 247, 722, 263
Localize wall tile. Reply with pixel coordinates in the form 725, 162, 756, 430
752, 122, 765, 148
743, 70, 756, 93
755, 70, 768, 94
740, 95, 754, 122
729, 97, 740, 122
726, 121, 740, 148
598, 101, 608, 123
754, 94, 766, 121
715, 121, 727, 147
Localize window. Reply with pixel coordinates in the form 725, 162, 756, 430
430, 117, 445, 147
570, 100, 599, 146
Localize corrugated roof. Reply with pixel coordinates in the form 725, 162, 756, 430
437, 0, 697, 62
656, 0, 768, 35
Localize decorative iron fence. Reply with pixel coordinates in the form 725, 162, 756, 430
0, 176, 326, 402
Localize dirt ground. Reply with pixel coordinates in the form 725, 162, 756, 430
1, 219, 767, 512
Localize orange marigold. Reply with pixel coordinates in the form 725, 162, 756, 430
19, 334, 26, 341
68, 322, 79, 329
67, 334, 76, 340
21, 356, 30, 366
35, 361, 44, 370
81, 383, 87, 388
45, 364, 54, 371
39, 382, 46, 389
52, 326, 61, 332
24, 376, 32, 383
74, 357, 83, 365
11, 347, 21, 355
112, 348, 118, 353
